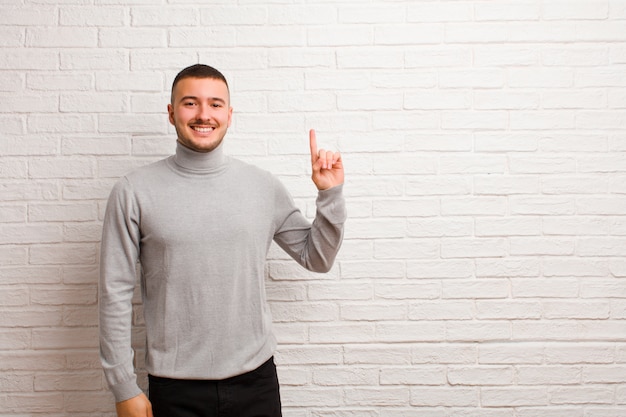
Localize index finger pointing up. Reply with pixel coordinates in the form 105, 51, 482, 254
309, 128, 318, 163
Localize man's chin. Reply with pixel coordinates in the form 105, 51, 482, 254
177, 138, 223, 153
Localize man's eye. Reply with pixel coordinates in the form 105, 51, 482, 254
183, 102, 196, 106
212, 103, 222, 108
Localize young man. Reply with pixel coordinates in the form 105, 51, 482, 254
99, 64, 346, 417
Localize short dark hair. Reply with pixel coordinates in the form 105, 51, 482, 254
170, 64, 230, 104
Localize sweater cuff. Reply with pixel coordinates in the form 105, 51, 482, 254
110, 378, 143, 403
316, 184, 347, 224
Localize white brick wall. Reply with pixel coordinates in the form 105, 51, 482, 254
1, 0, 625, 415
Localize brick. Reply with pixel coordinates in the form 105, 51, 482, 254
270, 302, 337, 323
341, 303, 405, 321
60, 93, 127, 113
0, 245, 27, 265
29, 243, 97, 265
60, 6, 127, 26
0, 224, 62, 244
281, 387, 342, 408
268, 48, 334, 68
62, 137, 130, 156
509, 237, 575, 256
441, 198, 507, 216
375, 283, 440, 300
339, 5, 404, 24
446, 22, 508, 43
475, 1, 540, 20
373, 199, 438, 217
168, 27, 236, 48
0, 307, 63, 327
405, 90, 470, 110
35, 370, 103, 391
28, 114, 96, 133
309, 323, 375, 343
475, 45, 539, 67
440, 69, 504, 88
308, 282, 372, 301
376, 322, 445, 343
475, 91, 538, 110
408, 2, 471, 22
26, 27, 97, 47
476, 258, 541, 278
345, 387, 409, 406
32, 327, 98, 349
340, 260, 405, 279
479, 343, 545, 365
27, 72, 93, 91
0, 181, 59, 202
0, 329, 30, 350
99, 114, 168, 134
448, 366, 514, 386
0, 6, 57, 25
513, 320, 626, 341
544, 1, 608, 20
0, 159, 27, 179
0, 393, 64, 413
30, 286, 96, 306
406, 177, 471, 196
410, 387, 478, 407
0, 27, 24, 47
313, 366, 378, 386
374, 239, 439, 260
545, 343, 615, 364
475, 217, 541, 237
481, 387, 548, 407
549, 386, 613, 405
338, 92, 402, 111
375, 24, 442, 45
406, 259, 474, 278
511, 278, 580, 298
510, 197, 576, 215
0, 266, 61, 285
405, 46, 471, 68
476, 301, 542, 320
276, 346, 343, 366
508, 22, 577, 42
337, 47, 404, 69
409, 301, 473, 320
308, 26, 370, 47
61, 49, 128, 70
237, 26, 305, 47
0, 48, 59, 70
442, 279, 509, 299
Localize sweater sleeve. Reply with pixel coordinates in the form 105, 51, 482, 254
273, 180, 347, 273
99, 178, 143, 402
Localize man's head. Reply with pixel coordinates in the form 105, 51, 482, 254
170, 64, 230, 105
168, 64, 233, 153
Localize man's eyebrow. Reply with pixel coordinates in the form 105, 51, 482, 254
179, 96, 226, 103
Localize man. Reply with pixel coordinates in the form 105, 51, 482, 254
99, 64, 346, 417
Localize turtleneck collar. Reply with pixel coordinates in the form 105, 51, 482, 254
171, 140, 229, 174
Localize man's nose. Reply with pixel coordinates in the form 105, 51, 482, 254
198, 104, 211, 121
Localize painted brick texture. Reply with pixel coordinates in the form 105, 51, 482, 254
1, 1, 626, 416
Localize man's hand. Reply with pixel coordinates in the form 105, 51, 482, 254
116, 393, 153, 417
309, 129, 344, 191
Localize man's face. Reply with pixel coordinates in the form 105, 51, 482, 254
168, 77, 233, 153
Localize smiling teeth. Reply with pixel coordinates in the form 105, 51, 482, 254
193, 127, 214, 133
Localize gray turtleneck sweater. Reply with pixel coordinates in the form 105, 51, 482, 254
99, 142, 346, 402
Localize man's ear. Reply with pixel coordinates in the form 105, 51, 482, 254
167, 103, 175, 125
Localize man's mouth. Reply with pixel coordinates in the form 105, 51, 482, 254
191, 126, 215, 133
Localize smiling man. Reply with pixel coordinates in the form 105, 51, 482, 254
99, 64, 346, 417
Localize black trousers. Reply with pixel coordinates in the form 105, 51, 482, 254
148, 357, 282, 417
